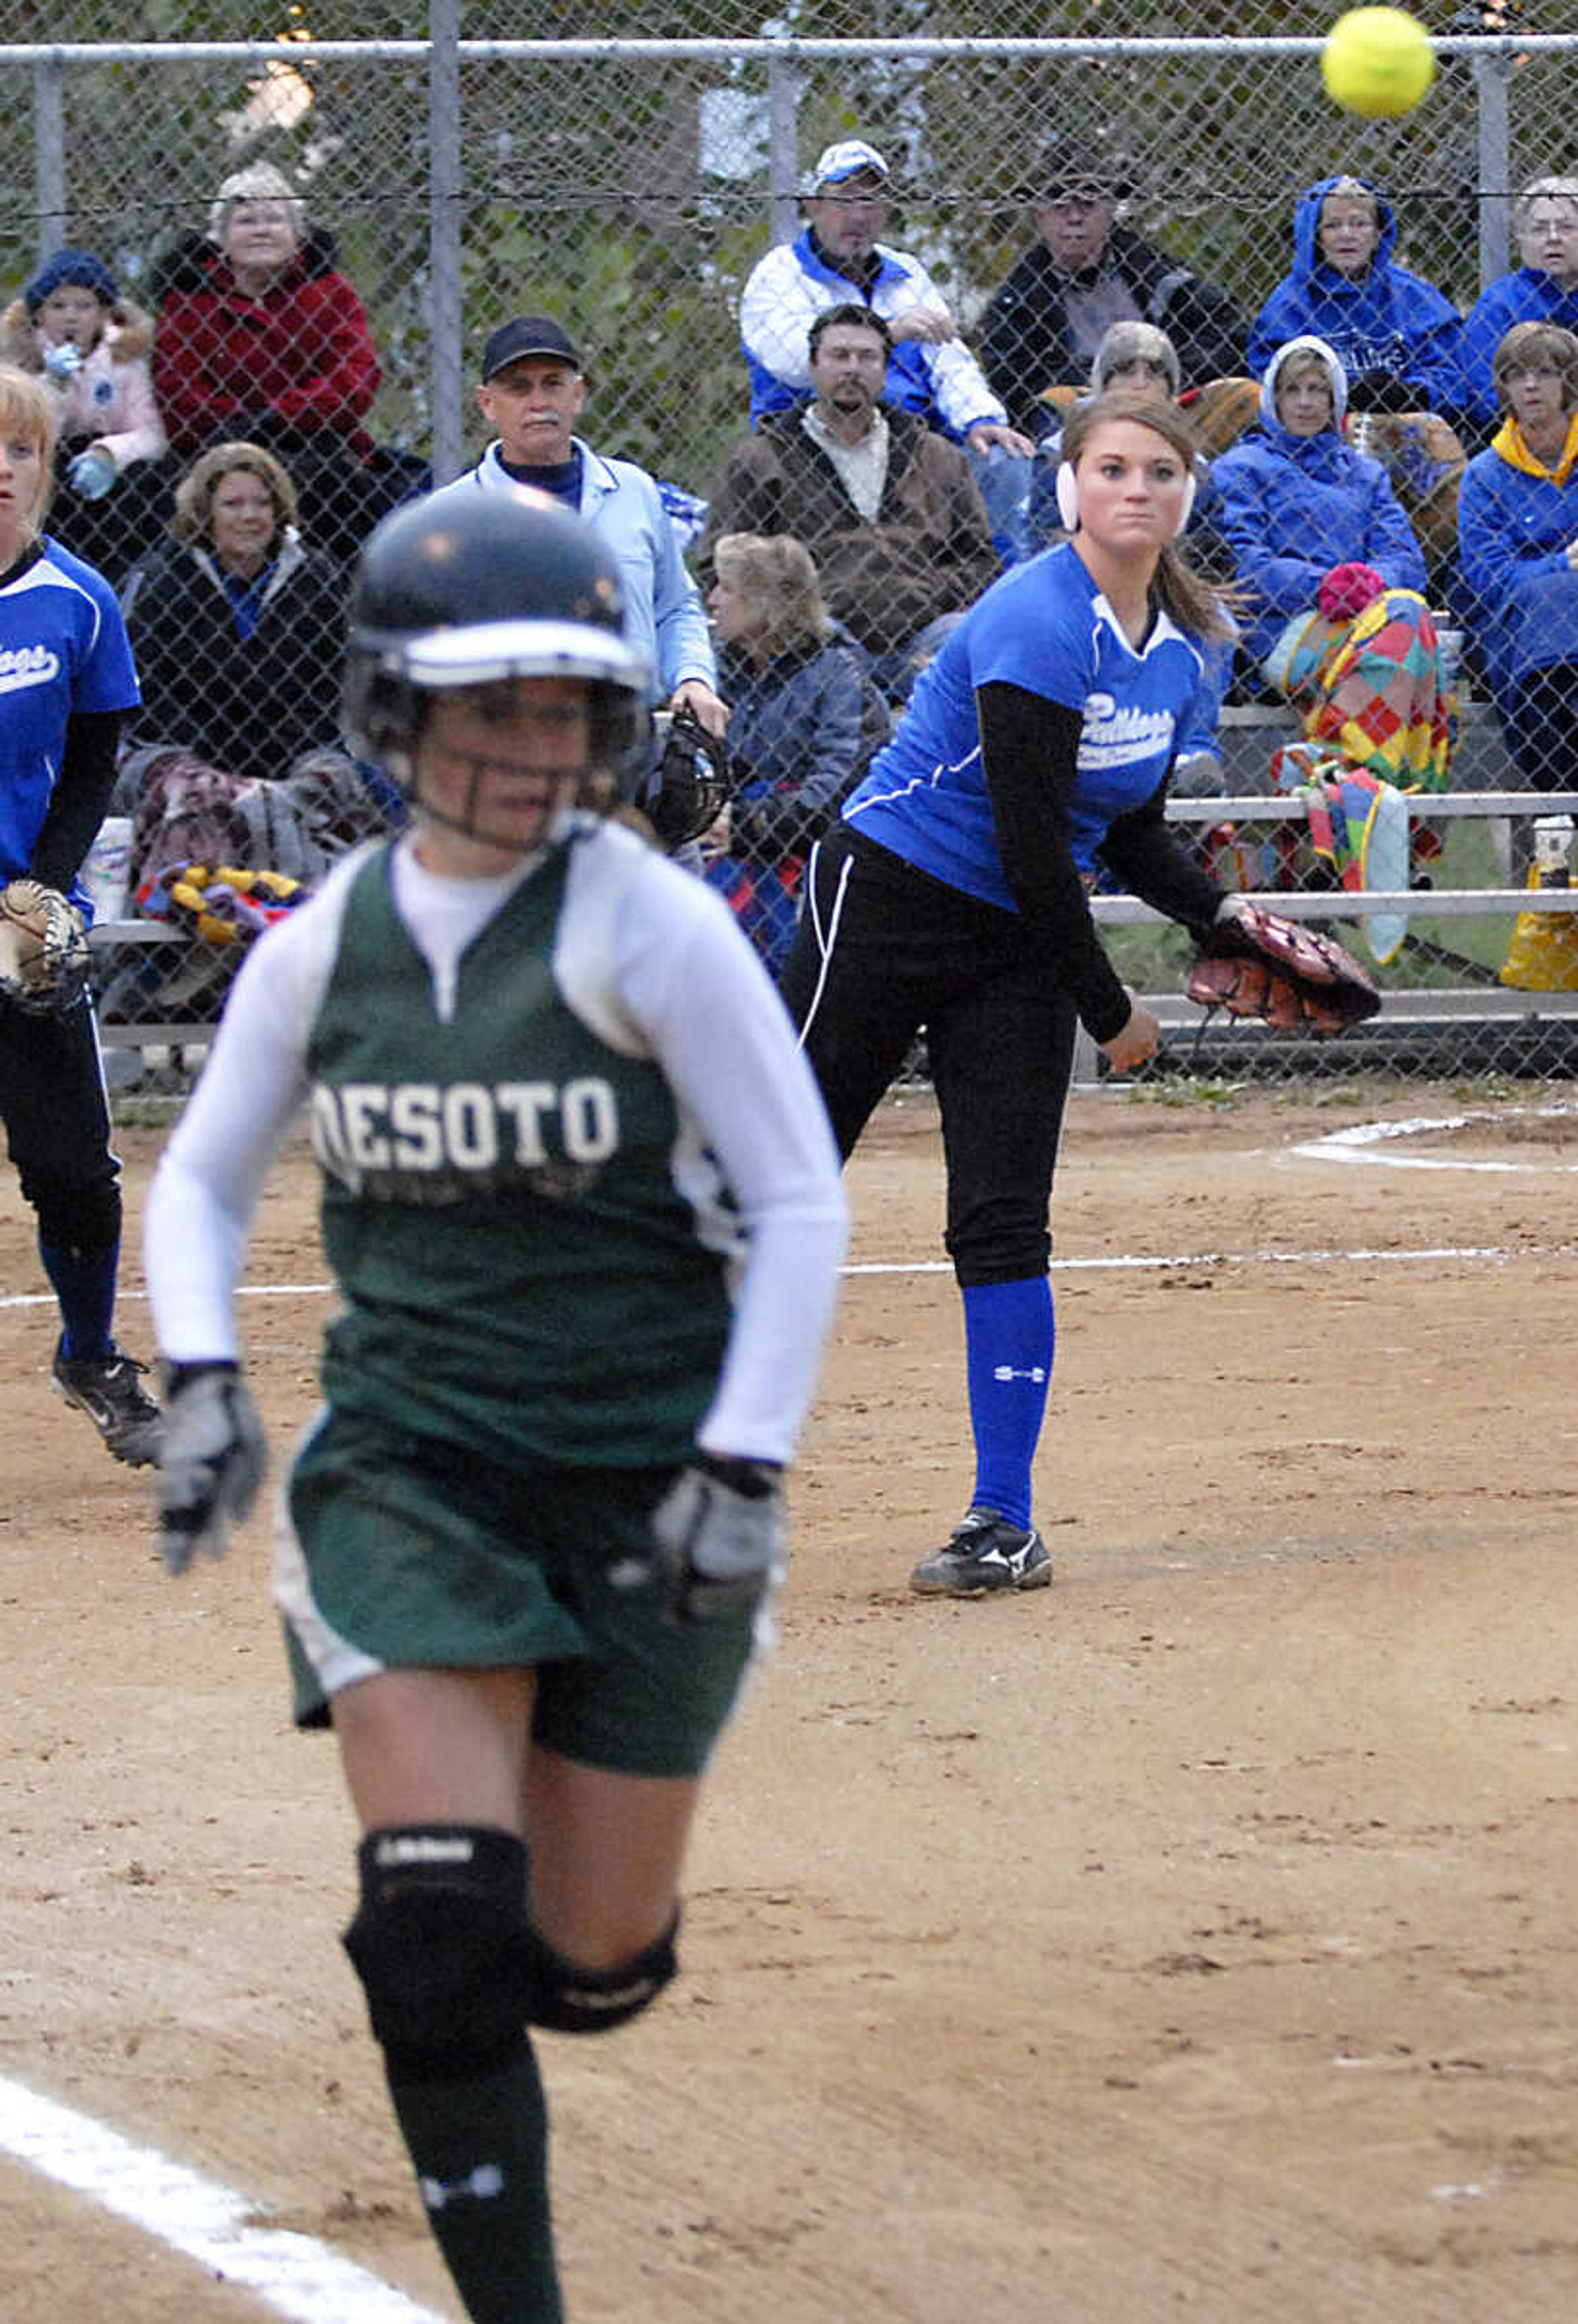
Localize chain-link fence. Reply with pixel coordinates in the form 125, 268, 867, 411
3, 12, 1577, 1082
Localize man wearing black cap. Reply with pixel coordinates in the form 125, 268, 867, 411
427, 314, 726, 737
979, 135, 1246, 439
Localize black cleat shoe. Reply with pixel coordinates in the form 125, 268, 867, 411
51, 1338, 163, 1469
910, 1507, 1052, 1598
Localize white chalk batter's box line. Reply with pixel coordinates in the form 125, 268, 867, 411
0, 2075, 446, 2320
1287, 1100, 1578, 1173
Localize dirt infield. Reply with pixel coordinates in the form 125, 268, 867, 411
2, 1084, 1576, 2322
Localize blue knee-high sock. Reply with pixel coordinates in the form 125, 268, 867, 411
962, 1276, 1054, 1530
39, 1237, 118, 1361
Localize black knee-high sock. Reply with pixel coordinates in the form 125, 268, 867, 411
383, 2035, 561, 2324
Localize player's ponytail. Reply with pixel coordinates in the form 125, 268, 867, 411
1154, 537, 1237, 647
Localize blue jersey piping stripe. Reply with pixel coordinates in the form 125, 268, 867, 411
14, 551, 106, 653
846, 739, 985, 819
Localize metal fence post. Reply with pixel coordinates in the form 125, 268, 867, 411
1474, 46, 1512, 293
429, 0, 466, 485
767, 53, 801, 247
32, 56, 65, 261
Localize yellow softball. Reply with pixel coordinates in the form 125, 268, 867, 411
1321, 7, 1437, 119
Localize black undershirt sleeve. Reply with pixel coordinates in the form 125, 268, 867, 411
977, 679, 1225, 1046
30, 709, 123, 893
1098, 778, 1230, 939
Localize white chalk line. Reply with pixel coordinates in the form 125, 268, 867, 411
847, 1243, 1529, 1275
0, 2074, 445, 2321
0, 1110, 1569, 1320
0, 1235, 1563, 1312
0, 1241, 1548, 1311
1290, 1101, 1578, 1173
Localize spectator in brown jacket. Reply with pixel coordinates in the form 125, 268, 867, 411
698, 305, 999, 692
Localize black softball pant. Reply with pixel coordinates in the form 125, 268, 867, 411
778, 827, 1076, 1287
0, 996, 122, 1252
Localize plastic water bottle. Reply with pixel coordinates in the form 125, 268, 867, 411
1532, 815, 1574, 882
80, 815, 132, 922
67, 446, 115, 500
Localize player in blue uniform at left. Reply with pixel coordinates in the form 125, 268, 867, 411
0, 367, 159, 1466
780, 393, 1247, 1597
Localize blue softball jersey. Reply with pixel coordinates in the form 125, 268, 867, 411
0, 538, 140, 881
843, 543, 1206, 909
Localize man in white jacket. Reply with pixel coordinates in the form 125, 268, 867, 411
739, 140, 1032, 555
427, 315, 727, 737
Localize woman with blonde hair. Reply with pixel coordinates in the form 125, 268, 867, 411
149, 162, 408, 559
0, 367, 159, 1464
703, 529, 889, 968
121, 439, 348, 783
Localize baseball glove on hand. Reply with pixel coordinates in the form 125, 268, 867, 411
0, 879, 90, 1015
1186, 900, 1381, 1035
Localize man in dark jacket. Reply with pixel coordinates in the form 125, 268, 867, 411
979, 135, 1246, 437
698, 305, 999, 678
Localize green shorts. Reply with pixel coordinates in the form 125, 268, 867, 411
275, 1409, 766, 1779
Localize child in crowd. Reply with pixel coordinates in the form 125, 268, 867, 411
0, 246, 169, 583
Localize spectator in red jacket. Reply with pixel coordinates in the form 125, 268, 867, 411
150, 164, 422, 562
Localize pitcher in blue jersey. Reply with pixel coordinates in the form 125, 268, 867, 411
780, 394, 1245, 1597
0, 367, 160, 1466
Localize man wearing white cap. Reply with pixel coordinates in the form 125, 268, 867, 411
739, 140, 1033, 551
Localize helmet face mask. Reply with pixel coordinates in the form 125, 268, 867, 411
343, 490, 652, 852
640, 705, 732, 848
412, 677, 594, 856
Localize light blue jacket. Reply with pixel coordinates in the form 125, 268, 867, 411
427, 439, 716, 698
1457, 437, 1578, 695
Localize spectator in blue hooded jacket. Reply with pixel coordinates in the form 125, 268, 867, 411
1461, 179, 1578, 434
1213, 336, 1452, 791
1248, 176, 1466, 415
1248, 176, 1470, 582
1457, 320, 1578, 784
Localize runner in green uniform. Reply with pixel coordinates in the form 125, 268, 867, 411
143, 488, 847, 2323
